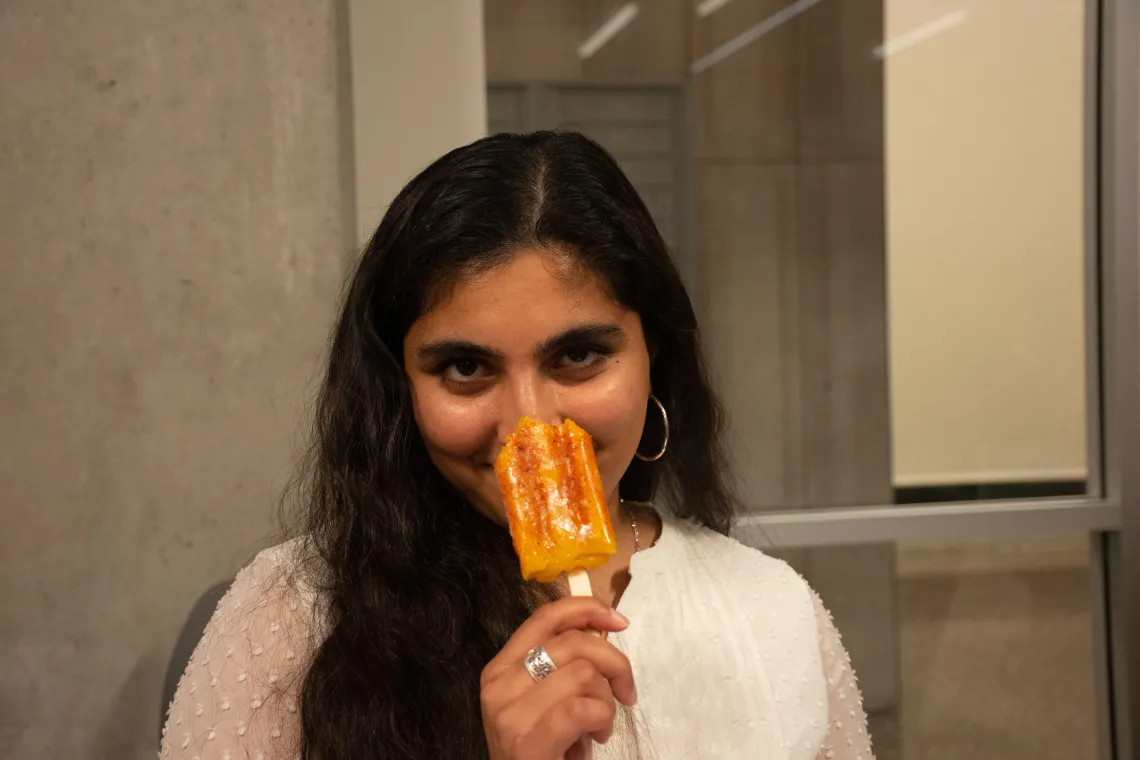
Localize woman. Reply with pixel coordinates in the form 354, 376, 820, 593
160, 131, 872, 760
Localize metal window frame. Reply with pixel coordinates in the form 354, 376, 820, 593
1103, 2, 1140, 757
736, 498, 1121, 548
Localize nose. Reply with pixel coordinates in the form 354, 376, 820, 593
496, 372, 562, 443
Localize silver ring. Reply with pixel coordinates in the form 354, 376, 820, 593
523, 644, 558, 682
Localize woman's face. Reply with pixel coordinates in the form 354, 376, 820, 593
403, 248, 652, 524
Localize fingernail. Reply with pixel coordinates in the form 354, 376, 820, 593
611, 608, 630, 627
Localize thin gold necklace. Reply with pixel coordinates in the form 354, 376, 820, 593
620, 498, 640, 553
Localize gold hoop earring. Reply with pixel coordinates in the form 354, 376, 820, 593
635, 394, 669, 462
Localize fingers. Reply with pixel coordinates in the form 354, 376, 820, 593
566, 736, 593, 760
500, 629, 637, 707
513, 697, 616, 758
484, 661, 618, 754
484, 597, 629, 682
499, 658, 617, 744
480, 598, 635, 757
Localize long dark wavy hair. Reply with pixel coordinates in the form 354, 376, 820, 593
290, 131, 737, 759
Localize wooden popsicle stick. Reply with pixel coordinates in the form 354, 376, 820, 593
566, 568, 608, 638
566, 568, 593, 597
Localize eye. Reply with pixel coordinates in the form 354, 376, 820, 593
450, 358, 480, 378
562, 347, 597, 366
434, 357, 493, 389
553, 344, 610, 375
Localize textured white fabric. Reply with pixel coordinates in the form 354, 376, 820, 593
160, 516, 873, 759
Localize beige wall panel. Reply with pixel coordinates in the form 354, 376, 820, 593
795, 165, 891, 506
699, 165, 796, 509
484, 0, 582, 81
794, 0, 884, 161
692, 0, 797, 162
581, 0, 689, 82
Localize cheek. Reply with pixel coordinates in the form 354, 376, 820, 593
562, 364, 650, 457
411, 383, 495, 459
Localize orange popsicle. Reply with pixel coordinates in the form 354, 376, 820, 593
494, 417, 617, 586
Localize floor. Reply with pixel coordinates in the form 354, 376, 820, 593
868, 536, 1100, 759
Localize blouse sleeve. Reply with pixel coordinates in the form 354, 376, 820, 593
811, 592, 875, 760
159, 546, 316, 760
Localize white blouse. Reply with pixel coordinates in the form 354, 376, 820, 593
160, 515, 873, 760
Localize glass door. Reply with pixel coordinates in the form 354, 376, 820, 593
482, 0, 1139, 755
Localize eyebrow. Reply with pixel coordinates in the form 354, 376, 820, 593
416, 339, 507, 365
415, 322, 628, 365
534, 322, 628, 359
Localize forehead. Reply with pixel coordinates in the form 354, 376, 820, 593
407, 249, 629, 346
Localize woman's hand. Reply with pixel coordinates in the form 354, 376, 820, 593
481, 597, 637, 760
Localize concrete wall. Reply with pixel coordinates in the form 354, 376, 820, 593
0, 2, 494, 756
0, 1, 353, 757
